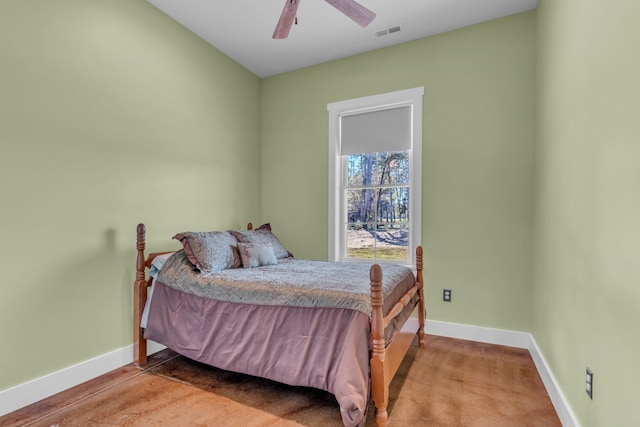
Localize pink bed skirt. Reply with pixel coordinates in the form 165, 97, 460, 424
145, 281, 373, 426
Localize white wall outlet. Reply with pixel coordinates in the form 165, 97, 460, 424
586, 367, 593, 399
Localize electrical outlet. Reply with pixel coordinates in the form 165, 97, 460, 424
586, 367, 593, 399
443, 289, 452, 302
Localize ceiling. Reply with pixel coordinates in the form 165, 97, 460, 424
147, 0, 538, 78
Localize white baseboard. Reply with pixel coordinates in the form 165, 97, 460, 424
425, 320, 580, 427
426, 319, 531, 348
0, 341, 166, 417
527, 335, 582, 427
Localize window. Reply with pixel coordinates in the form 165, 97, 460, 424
328, 87, 423, 266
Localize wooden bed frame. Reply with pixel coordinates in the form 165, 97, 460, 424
133, 223, 425, 427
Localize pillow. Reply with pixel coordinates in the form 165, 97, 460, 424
230, 223, 292, 259
173, 231, 241, 273
238, 242, 278, 268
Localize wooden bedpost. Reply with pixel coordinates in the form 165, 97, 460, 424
416, 246, 425, 347
134, 223, 147, 366
370, 263, 388, 427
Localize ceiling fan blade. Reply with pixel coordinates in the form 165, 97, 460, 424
273, 0, 300, 39
325, 0, 376, 27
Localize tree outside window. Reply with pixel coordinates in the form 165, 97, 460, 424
345, 151, 409, 260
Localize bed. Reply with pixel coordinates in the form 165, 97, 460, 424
133, 223, 425, 427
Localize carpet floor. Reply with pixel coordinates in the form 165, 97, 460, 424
1, 335, 561, 426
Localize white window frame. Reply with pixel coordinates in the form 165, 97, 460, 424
327, 87, 423, 267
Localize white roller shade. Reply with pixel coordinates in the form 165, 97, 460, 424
340, 106, 411, 155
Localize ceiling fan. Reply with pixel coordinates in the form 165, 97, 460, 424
273, 0, 376, 39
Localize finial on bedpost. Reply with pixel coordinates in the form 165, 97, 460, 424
247, 222, 253, 230
136, 223, 146, 283
416, 245, 425, 348
370, 263, 388, 426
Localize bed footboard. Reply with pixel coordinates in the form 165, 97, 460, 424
370, 246, 425, 427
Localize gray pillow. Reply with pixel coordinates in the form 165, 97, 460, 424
173, 231, 241, 273
230, 224, 292, 259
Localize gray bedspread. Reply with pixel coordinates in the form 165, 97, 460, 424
157, 249, 416, 318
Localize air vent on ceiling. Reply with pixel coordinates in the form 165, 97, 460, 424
375, 25, 402, 37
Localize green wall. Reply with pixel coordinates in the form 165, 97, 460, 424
261, 12, 536, 332
0, 0, 261, 390
534, 0, 640, 425
7, 2, 637, 424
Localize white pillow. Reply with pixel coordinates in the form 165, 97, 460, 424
238, 242, 278, 268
